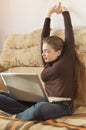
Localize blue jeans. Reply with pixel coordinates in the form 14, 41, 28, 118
16, 101, 73, 121
0, 92, 73, 121
0, 92, 35, 114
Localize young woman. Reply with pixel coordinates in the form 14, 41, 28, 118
0, 3, 85, 121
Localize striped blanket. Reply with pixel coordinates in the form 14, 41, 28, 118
0, 106, 86, 130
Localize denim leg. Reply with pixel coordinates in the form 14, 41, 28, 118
0, 92, 29, 114
16, 101, 72, 121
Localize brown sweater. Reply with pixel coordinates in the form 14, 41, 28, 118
41, 11, 76, 99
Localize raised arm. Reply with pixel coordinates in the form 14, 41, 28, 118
41, 15, 51, 65
41, 18, 50, 41
62, 7, 75, 56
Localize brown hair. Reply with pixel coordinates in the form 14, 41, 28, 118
74, 52, 86, 105
43, 36, 64, 51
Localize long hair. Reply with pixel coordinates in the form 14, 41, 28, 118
74, 52, 86, 106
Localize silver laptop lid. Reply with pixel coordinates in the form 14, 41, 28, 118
1, 73, 48, 102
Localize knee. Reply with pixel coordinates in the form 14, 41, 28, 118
34, 102, 50, 120
35, 102, 48, 110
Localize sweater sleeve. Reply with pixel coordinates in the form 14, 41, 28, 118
41, 18, 51, 65
62, 11, 75, 58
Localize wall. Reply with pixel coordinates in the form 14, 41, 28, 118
0, 0, 86, 52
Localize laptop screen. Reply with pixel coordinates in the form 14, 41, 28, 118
1, 73, 48, 102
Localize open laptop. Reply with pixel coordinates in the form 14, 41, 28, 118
1, 73, 48, 102
0, 73, 71, 103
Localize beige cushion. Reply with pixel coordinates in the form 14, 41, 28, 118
0, 46, 42, 68
53, 27, 86, 51
3, 29, 42, 49
0, 29, 43, 68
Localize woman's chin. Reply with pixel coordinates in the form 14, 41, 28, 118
44, 60, 48, 63
44, 60, 51, 63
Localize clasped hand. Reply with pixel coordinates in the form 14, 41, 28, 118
47, 2, 68, 17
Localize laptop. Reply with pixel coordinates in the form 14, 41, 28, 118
0, 73, 71, 103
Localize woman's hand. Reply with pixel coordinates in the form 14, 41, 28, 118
47, 2, 61, 18
47, 2, 68, 18
61, 7, 68, 12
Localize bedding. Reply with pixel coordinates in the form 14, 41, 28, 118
0, 106, 86, 130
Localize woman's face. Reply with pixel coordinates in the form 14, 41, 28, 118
42, 42, 61, 62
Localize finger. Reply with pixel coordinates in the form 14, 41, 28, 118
55, 3, 61, 12
58, 2, 61, 7
56, 2, 61, 9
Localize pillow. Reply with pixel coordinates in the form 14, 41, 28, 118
52, 27, 86, 51
0, 46, 43, 68
3, 29, 42, 50
0, 29, 55, 69
74, 28, 86, 51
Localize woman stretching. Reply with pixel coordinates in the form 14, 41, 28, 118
0, 3, 85, 121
